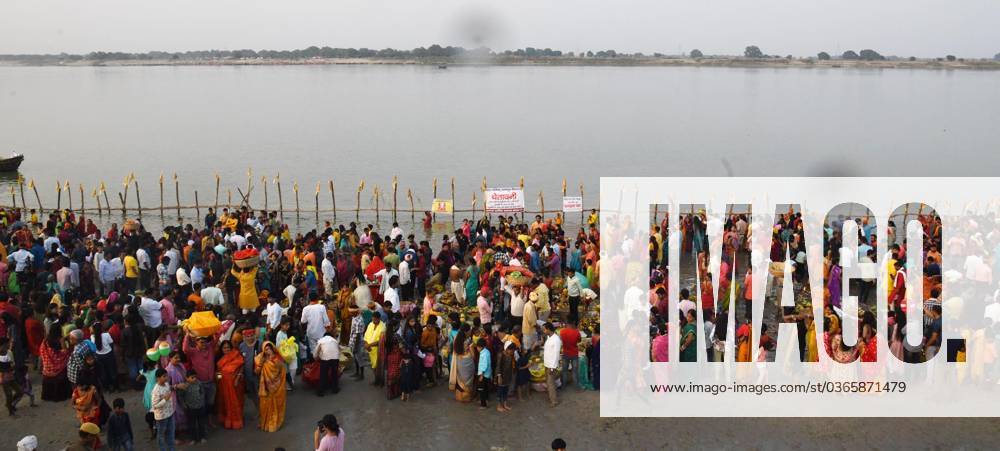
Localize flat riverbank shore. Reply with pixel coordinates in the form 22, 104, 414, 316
3, 56, 1000, 71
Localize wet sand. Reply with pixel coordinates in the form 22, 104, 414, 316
2, 369, 999, 450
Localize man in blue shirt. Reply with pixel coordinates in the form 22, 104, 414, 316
476, 338, 491, 409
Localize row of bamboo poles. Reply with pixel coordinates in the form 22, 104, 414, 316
2, 172, 591, 223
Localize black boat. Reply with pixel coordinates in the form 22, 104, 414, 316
0, 154, 23, 172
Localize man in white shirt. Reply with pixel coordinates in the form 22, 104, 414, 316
321, 253, 336, 296
265, 297, 285, 332
164, 247, 181, 279
139, 295, 163, 331
300, 295, 330, 356
542, 323, 562, 407
136, 247, 151, 290
398, 253, 412, 301
201, 284, 224, 307
314, 332, 341, 396
383, 275, 401, 313
389, 222, 404, 241
8, 246, 33, 273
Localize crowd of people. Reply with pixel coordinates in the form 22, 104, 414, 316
0, 205, 602, 450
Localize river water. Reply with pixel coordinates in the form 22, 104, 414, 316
0, 64, 997, 231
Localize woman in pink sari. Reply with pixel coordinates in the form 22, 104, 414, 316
652, 323, 669, 362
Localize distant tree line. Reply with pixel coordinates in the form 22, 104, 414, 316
2, 45, 998, 63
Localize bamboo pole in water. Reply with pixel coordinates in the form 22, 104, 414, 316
356, 179, 364, 221
246, 168, 252, 208
450, 177, 455, 226
374, 185, 381, 222
214, 173, 220, 211
174, 173, 181, 219
133, 176, 142, 217
262, 176, 269, 212
159, 173, 165, 217
227, 190, 232, 210
93, 189, 101, 217
194, 191, 200, 217
519, 176, 525, 222
56, 180, 62, 210
101, 182, 112, 215
472, 191, 477, 222
407, 188, 414, 222
580, 184, 585, 224
391, 176, 398, 221
17, 177, 26, 214
432, 178, 437, 222
29, 179, 42, 212
293, 181, 300, 218
121, 174, 130, 214
328, 180, 336, 221
276, 174, 284, 220
9, 186, 15, 210
79, 184, 85, 213
539, 191, 545, 218
315, 182, 320, 222
66, 181, 73, 211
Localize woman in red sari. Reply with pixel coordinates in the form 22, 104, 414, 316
383, 330, 403, 400
215, 340, 245, 429
39, 327, 72, 402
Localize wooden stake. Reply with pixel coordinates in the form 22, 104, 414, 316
293, 182, 300, 219
432, 178, 437, 222
173, 173, 180, 220
9, 186, 15, 210
101, 182, 111, 215
580, 184, 585, 224
94, 189, 102, 217
392, 176, 398, 221
29, 179, 42, 212
539, 190, 545, 218
450, 177, 455, 226
133, 176, 142, 217
315, 182, 320, 222
262, 176, 268, 212
246, 168, 252, 208
328, 180, 336, 221
79, 184, 85, 213
214, 173, 220, 211
118, 192, 126, 216
159, 173, 165, 217
472, 191, 477, 222
66, 181, 73, 211
356, 179, 364, 221
121, 174, 130, 213
227, 190, 232, 209
56, 180, 62, 210
407, 189, 414, 221
374, 185, 380, 222
17, 176, 26, 215
194, 191, 200, 217
276, 175, 284, 220
519, 176, 525, 222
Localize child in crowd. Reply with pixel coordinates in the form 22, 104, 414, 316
178, 372, 208, 444
106, 398, 135, 451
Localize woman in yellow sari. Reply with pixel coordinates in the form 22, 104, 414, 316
253, 341, 287, 432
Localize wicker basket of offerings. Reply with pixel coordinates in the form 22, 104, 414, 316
234, 247, 260, 269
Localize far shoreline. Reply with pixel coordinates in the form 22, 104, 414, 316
2, 56, 1000, 71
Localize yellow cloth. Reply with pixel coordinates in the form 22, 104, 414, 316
805, 321, 818, 362
364, 321, 386, 369
232, 268, 260, 311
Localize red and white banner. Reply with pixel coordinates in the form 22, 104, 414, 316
485, 187, 525, 212
562, 196, 583, 212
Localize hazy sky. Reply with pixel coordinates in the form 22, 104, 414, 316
2, 0, 998, 57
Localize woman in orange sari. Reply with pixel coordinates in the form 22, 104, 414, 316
254, 341, 287, 432
215, 340, 245, 430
